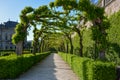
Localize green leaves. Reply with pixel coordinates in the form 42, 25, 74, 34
54, 0, 77, 10
108, 11, 120, 45
54, 0, 63, 7
34, 5, 48, 15
12, 23, 27, 44
12, 7, 34, 45
12, 5, 54, 45
78, 0, 104, 20
49, 2, 55, 9
92, 61, 116, 80
78, 0, 91, 11
21, 6, 34, 15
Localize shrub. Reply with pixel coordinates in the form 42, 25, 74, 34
0, 51, 15, 56
92, 61, 116, 80
0, 52, 50, 79
22, 50, 31, 54
58, 52, 116, 80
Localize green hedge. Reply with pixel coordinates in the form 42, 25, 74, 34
0, 52, 50, 79
58, 52, 116, 80
0, 51, 15, 56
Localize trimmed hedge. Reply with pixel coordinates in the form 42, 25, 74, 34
0, 51, 15, 56
58, 52, 116, 80
0, 52, 50, 79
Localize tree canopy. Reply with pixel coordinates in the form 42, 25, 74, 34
12, 0, 110, 60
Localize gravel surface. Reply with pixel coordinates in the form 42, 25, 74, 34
17, 53, 79, 80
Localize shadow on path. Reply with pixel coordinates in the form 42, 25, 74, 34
17, 53, 79, 80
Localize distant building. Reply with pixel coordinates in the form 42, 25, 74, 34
99, 0, 120, 16
0, 20, 18, 50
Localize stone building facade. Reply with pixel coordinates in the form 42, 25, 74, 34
99, 0, 120, 16
0, 21, 18, 50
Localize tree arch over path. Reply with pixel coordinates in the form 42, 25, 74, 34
12, 0, 110, 60
12, 5, 58, 55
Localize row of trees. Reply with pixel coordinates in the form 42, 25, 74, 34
12, 0, 110, 60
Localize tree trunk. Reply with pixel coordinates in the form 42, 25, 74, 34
99, 50, 105, 60
61, 42, 65, 52
38, 42, 41, 53
16, 41, 23, 55
33, 41, 37, 55
93, 18, 106, 60
65, 34, 73, 54
44, 43, 47, 52
66, 41, 69, 53
69, 36, 73, 54
75, 27, 83, 57
42, 40, 45, 52
40, 39, 43, 53
77, 31, 83, 57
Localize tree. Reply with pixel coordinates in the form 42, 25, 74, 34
54, 0, 110, 59
56, 17, 74, 54
53, 0, 83, 56
78, 0, 110, 59
12, 7, 34, 55
12, 5, 58, 55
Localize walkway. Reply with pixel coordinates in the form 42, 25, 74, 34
17, 53, 79, 80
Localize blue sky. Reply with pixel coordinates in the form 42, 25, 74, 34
0, 0, 54, 41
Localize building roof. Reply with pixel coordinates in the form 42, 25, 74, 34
0, 21, 18, 28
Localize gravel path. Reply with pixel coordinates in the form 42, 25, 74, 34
17, 53, 79, 80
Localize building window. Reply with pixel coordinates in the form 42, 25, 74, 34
10, 46, 12, 50
0, 44, 1, 48
5, 46, 8, 50
5, 33, 7, 40
10, 34, 12, 41
0, 35, 1, 40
